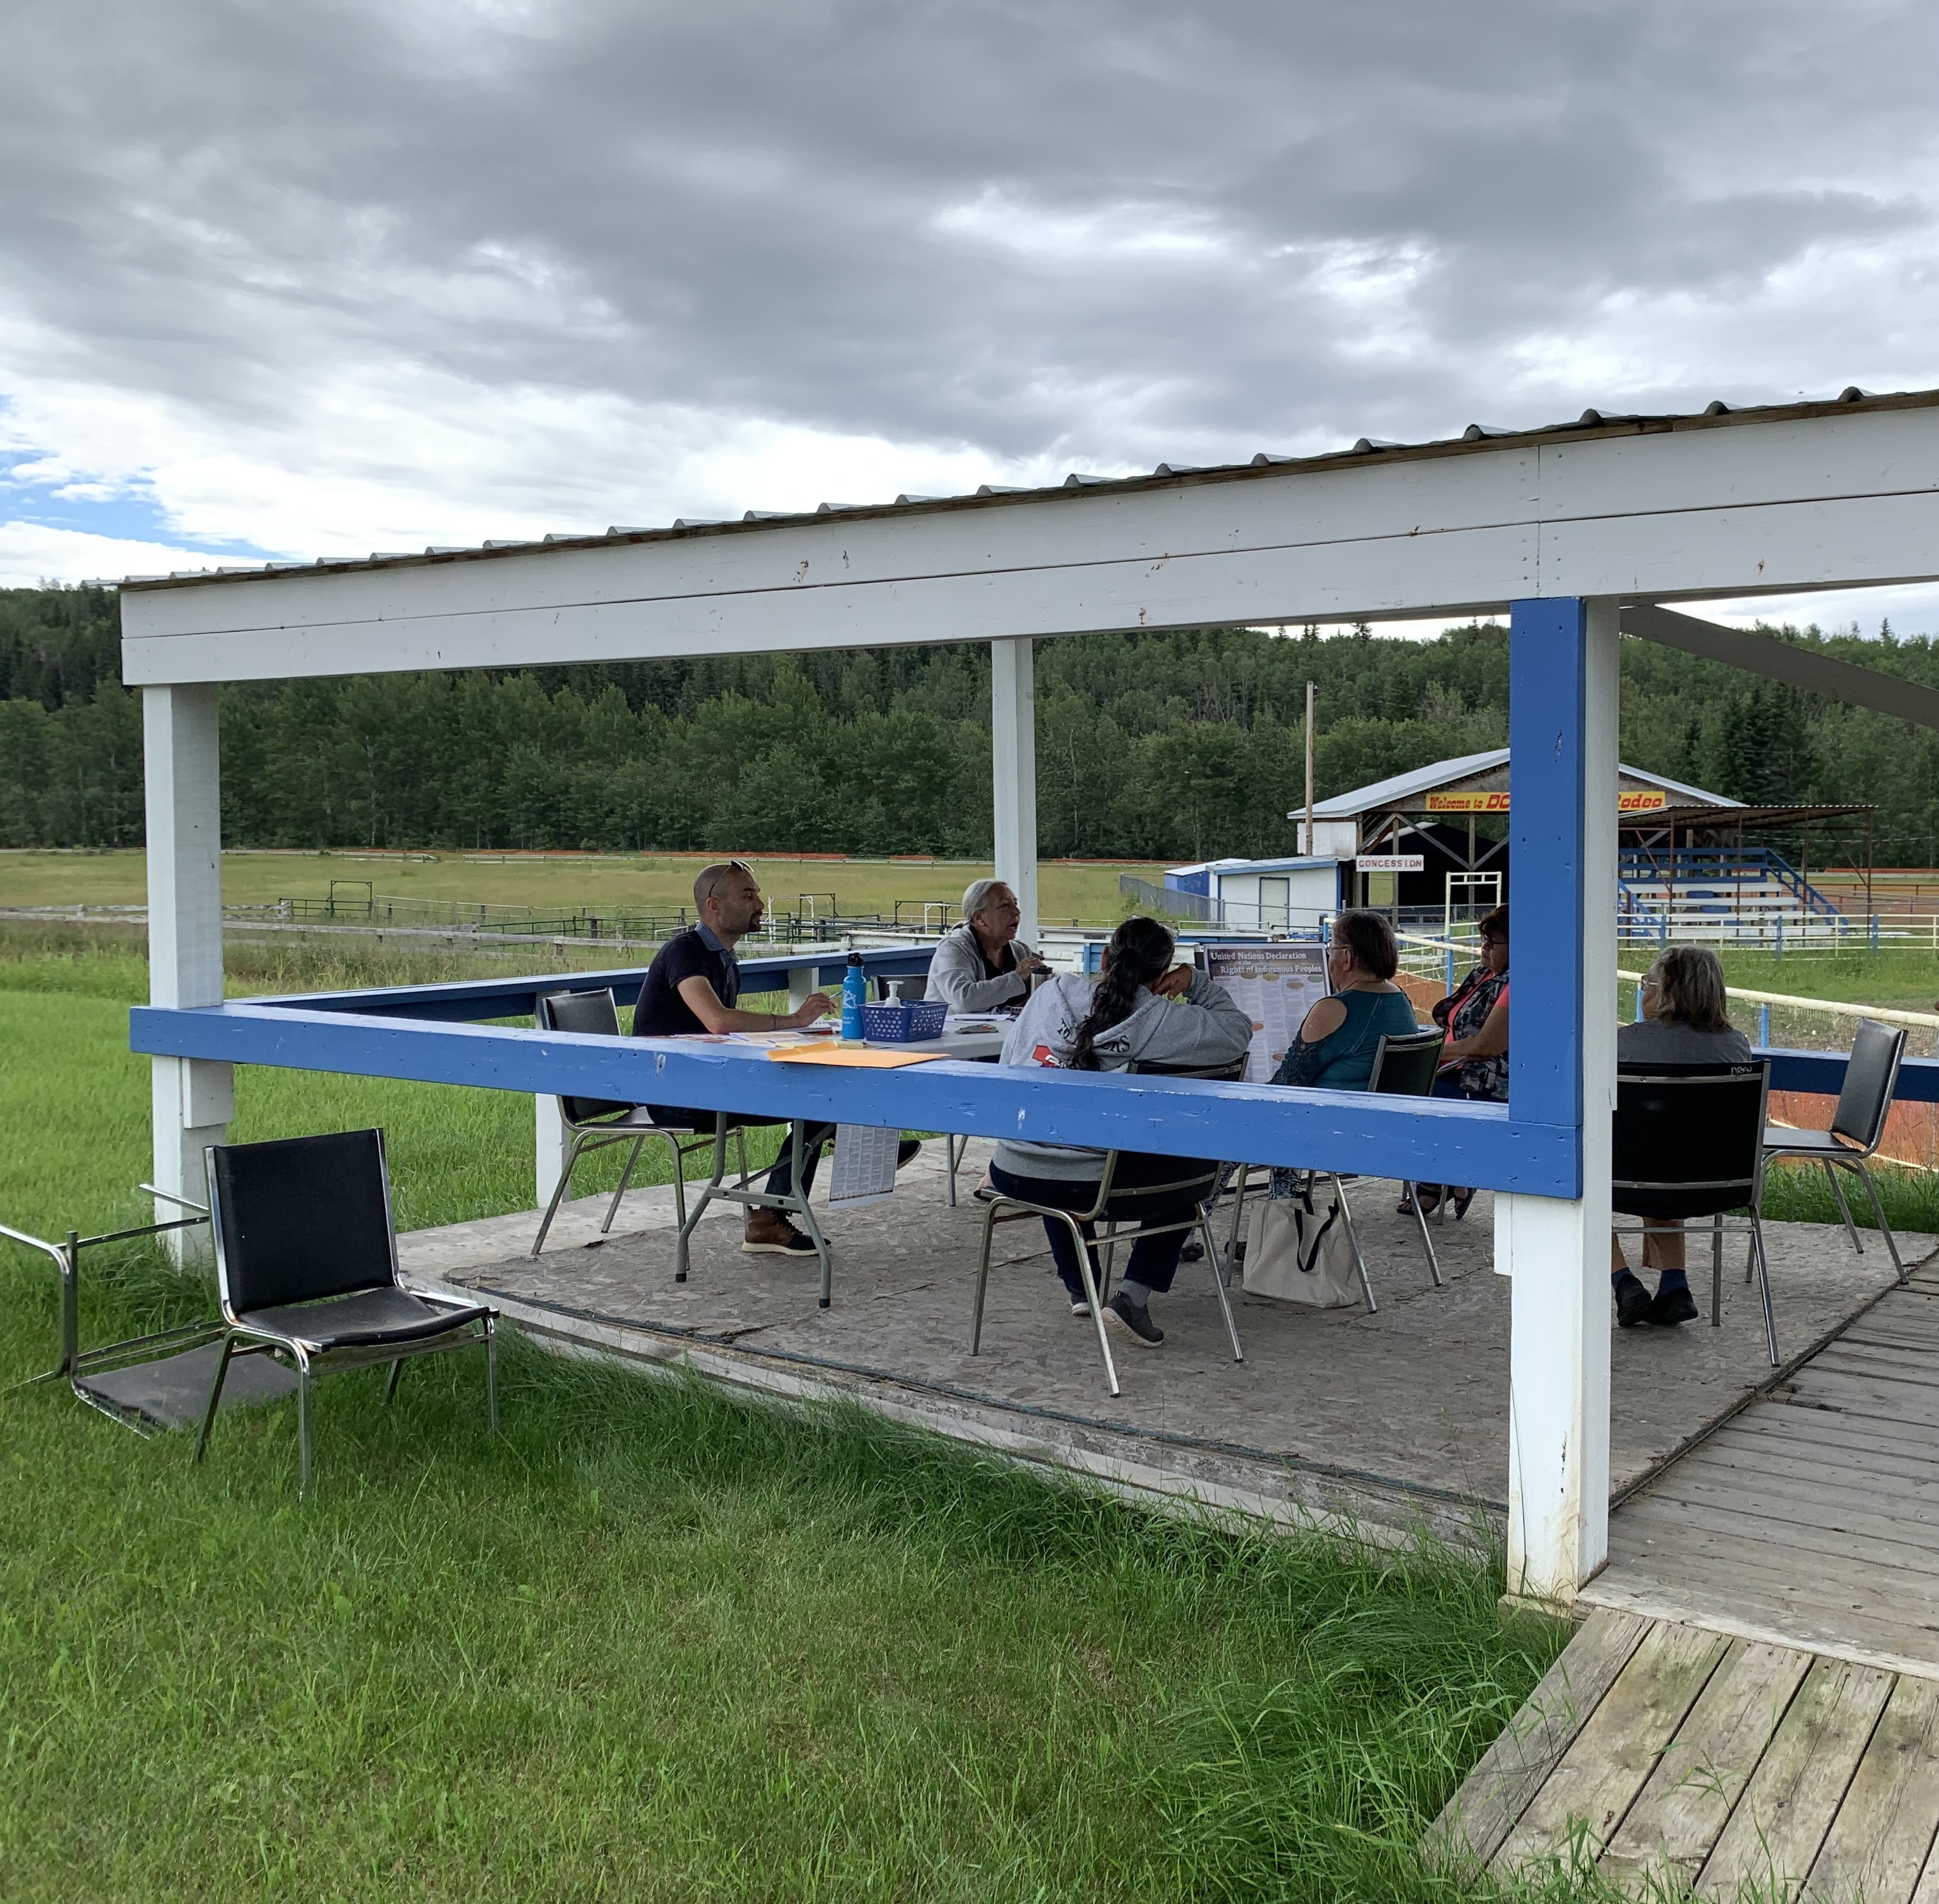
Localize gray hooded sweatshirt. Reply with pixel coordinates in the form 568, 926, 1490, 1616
990, 970, 1253, 1182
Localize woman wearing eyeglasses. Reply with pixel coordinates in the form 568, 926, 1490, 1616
1610, 945, 1753, 1327
1406, 904, 1509, 1221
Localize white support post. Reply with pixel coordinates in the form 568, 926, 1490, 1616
535, 1094, 570, 1210
143, 684, 231, 1262
1501, 596, 1618, 1607
991, 635, 1039, 947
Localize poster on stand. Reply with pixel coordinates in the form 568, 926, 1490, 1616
1202, 943, 1331, 1082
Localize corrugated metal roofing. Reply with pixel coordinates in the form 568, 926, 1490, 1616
110, 384, 1929, 591
1313, 751, 1740, 820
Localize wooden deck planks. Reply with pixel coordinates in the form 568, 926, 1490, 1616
1697, 1655, 1896, 1900
1423, 1609, 1649, 1873
1806, 1674, 1939, 1904
1599, 1639, 1813, 1895
1494, 1621, 1731, 1873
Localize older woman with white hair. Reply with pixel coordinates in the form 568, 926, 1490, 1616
929, 878, 1048, 1012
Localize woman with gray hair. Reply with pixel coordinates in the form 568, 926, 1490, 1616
1611, 944, 1753, 1329
928, 878, 1048, 1012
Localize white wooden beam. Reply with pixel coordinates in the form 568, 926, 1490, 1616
991, 637, 1039, 947
120, 403, 1939, 685
142, 683, 230, 1259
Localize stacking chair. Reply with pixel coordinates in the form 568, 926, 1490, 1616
1216, 1027, 1449, 1313
969, 1058, 1246, 1397
1762, 1017, 1907, 1279
196, 1129, 497, 1498
1614, 1060, 1778, 1364
531, 989, 743, 1257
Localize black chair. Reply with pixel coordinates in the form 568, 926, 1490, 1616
1614, 1060, 1777, 1364
531, 989, 742, 1257
1217, 1028, 1449, 1312
1762, 1017, 1907, 1279
970, 1058, 1246, 1397
196, 1130, 497, 1498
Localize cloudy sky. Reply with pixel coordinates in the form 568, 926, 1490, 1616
5, 0, 1939, 632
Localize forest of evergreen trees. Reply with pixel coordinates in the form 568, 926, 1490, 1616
5, 583, 1939, 864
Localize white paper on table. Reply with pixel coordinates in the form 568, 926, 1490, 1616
1202, 943, 1332, 1081
828, 1124, 900, 1208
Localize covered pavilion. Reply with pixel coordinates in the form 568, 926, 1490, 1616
120, 387, 1939, 1607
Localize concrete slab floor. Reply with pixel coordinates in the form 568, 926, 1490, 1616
398, 1141, 1911, 1544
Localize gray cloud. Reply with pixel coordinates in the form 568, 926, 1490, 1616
4, 0, 1939, 546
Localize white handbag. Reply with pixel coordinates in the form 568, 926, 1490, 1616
1242, 1185, 1364, 1308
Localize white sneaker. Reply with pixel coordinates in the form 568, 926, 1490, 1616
1071, 1300, 1090, 1318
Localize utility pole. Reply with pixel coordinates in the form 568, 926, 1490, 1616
1303, 680, 1316, 854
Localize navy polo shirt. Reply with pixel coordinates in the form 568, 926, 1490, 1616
631, 925, 739, 1036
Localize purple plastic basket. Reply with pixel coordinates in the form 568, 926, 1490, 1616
860, 999, 948, 1043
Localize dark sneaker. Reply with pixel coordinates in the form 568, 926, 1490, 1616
1614, 1272, 1653, 1329
1180, 1237, 1205, 1262
896, 1140, 922, 1170
1104, 1291, 1164, 1347
742, 1212, 819, 1255
1650, 1285, 1699, 1326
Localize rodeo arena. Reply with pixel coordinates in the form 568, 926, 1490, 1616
25, 387, 1939, 1894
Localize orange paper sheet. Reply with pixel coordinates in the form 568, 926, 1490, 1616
765, 1045, 942, 1068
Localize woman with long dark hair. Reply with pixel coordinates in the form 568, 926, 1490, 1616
1406, 903, 1509, 1221
988, 915, 1252, 1346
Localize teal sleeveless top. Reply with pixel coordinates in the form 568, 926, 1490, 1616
1270, 989, 1420, 1092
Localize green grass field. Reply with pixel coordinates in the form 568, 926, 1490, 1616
0, 847, 1158, 928
0, 924, 1605, 1901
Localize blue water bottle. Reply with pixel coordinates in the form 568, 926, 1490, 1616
841, 951, 867, 1043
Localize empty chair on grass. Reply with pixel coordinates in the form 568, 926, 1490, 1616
984, 915, 1251, 1349
928, 878, 1048, 1014
1610, 946, 1752, 1329
196, 1128, 497, 1499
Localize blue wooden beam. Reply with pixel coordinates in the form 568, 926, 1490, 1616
130, 1000, 1581, 1193
1508, 596, 1590, 1194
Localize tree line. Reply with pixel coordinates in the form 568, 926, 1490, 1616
3, 583, 1936, 864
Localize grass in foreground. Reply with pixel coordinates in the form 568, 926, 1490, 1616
1, 922, 1591, 1901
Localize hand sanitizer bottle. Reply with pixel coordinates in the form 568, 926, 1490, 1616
840, 951, 867, 1044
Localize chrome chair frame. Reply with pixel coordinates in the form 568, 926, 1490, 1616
195, 1129, 497, 1499
1216, 1028, 1450, 1314
531, 989, 749, 1257
1761, 1017, 1908, 1280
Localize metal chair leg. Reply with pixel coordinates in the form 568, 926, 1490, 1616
1332, 1176, 1377, 1314
1061, 1212, 1119, 1397
677, 1118, 731, 1283
664, 1133, 690, 1245
531, 1131, 592, 1256
485, 1318, 499, 1434
1851, 1160, 1905, 1279
599, 1134, 648, 1236
383, 1359, 403, 1403
1823, 1157, 1863, 1254
1202, 1210, 1243, 1362
193, 1333, 236, 1464
1751, 1217, 1779, 1366
946, 1133, 963, 1208
970, 1199, 1003, 1354
295, 1352, 314, 1502
1403, 1182, 1444, 1287
1710, 1213, 1723, 1326
1222, 1163, 1251, 1279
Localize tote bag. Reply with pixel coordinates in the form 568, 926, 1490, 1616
1242, 1185, 1363, 1308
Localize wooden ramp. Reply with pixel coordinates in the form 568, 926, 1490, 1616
1428, 1609, 1939, 1900
1581, 1264, 1939, 1679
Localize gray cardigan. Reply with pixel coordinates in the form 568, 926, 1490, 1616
929, 922, 1036, 1012
991, 971, 1253, 1181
